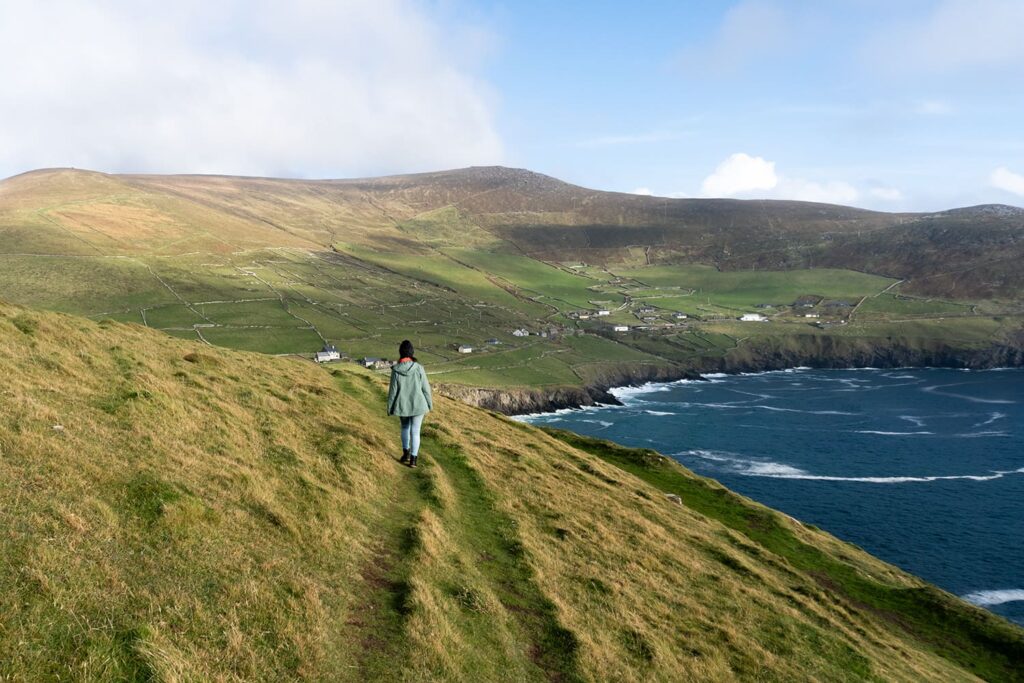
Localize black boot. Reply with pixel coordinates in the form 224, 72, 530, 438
409, 454, 418, 468
400, 448, 410, 465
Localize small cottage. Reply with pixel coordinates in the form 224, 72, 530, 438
740, 313, 767, 322
512, 328, 530, 337
314, 344, 342, 363
613, 325, 629, 332
458, 345, 473, 354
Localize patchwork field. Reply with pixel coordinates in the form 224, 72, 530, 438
0, 167, 1021, 390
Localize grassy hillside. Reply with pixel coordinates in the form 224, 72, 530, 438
1, 301, 1022, 681
0, 167, 1021, 390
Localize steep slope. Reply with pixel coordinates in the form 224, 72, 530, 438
1, 301, 1022, 681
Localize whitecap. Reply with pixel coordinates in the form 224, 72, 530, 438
962, 590, 1024, 607
756, 406, 859, 415
856, 430, 934, 436
922, 384, 1015, 405
676, 451, 1024, 484
899, 416, 927, 428
974, 412, 1007, 427
644, 410, 676, 416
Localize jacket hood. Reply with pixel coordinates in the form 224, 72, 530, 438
392, 360, 417, 376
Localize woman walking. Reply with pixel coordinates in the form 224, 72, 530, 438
387, 340, 433, 468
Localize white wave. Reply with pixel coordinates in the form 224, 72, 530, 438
974, 412, 1007, 427
755, 406, 859, 415
922, 384, 1015, 405
677, 450, 1024, 484
577, 419, 614, 429
955, 430, 1010, 438
644, 410, 675, 416
962, 589, 1024, 607
701, 372, 729, 379
856, 430, 934, 436
899, 415, 927, 428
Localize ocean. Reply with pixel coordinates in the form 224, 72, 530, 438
519, 367, 1024, 626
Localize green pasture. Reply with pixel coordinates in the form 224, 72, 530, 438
617, 264, 894, 309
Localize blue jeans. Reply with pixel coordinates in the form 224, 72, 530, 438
400, 414, 424, 456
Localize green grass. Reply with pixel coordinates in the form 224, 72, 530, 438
444, 248, 621, 311
542, 428, 1024, 682
857, 293, 974, 318
617, 264, 894, 310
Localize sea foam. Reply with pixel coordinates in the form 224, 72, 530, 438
962, 589, 1024, 607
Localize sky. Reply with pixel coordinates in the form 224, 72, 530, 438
2, 0, 1023, 211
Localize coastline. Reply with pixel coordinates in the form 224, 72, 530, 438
438, 335, 1024, 416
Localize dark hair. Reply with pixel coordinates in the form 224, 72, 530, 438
399, 340, 416, 362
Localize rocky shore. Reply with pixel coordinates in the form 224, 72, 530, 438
437, 333, 1024, 416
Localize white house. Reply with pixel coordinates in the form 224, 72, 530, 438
674, 313, 688, 320
512, 328, 530, 337
314, 344, 341, 363
613, 325, 629, 332
596, 309, 611, 316
458, 345, 473, 354
804, 313, 820, 319
739, 313, 767, 322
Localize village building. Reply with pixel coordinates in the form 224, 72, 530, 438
596, 309, 611, 316
512, 328, 530, 337
362, 357, 394, 370
638, 306, 656, 314
740, 313, 767, 322
674, 313, 688, 319
804, 313, 820, 319
314, 343, 342, 363
457, 344, 473, 353
486, 338, 501, 345
613, 325, 629, 332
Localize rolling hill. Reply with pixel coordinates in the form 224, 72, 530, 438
0, 166, 1021, 396
1, 301, 1022, 681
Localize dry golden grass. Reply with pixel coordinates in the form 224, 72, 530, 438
1, 301, 1020, 681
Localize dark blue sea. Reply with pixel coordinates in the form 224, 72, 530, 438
520, 367, 1024, 625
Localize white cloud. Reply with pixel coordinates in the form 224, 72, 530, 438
0, 1, 502, 178
990, 167, 1024, 196
701, 153, 778, 197
699, 152, 890, 206
867, 0, 1024, 74
631, 187, 654, 196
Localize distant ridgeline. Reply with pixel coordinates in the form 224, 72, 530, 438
1, 301, 1022, 680
0, 166, 1021, 395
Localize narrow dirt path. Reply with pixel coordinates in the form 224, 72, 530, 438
344, 464, 425, 681
424, 435, 583, 682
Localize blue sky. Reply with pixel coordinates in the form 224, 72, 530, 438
2, 0, 1023, 210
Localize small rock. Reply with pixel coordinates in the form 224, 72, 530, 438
665, 493, 682, 505
52, 424, 65, 431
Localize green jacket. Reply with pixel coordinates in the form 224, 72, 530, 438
387, 360, 433, 417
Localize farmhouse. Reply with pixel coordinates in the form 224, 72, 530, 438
596, 309, 611, 316
512, 328, 530, 337
804, 313, 820, 319
638, 306, 656, 314
739, 313, 767, 322
362, 357, 394, 370
314, 343, 342, 363
674, 313, 688, 320
457, 345, 473, 354
613, 325, 629, 332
